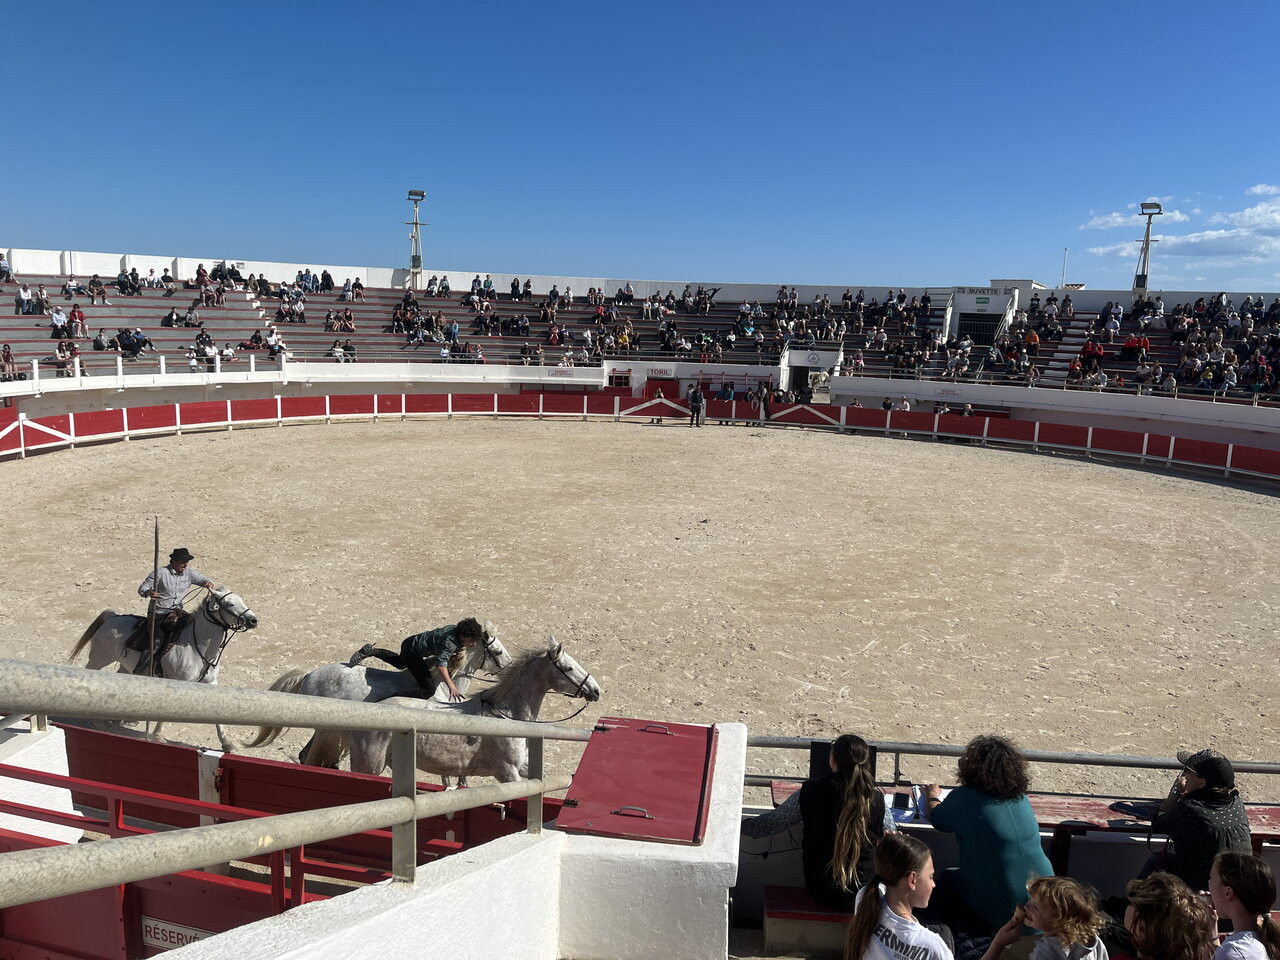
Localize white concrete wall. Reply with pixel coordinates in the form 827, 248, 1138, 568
556, 723, 746, 960
170, 831, 565, 960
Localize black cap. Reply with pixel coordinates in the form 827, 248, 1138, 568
169, 548, 195, 564
1184, 749, 1235, 790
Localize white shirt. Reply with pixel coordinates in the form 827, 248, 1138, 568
853, 889, 952, 960
1215, 931, 1268, 960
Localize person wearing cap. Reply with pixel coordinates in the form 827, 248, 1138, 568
136, 548, 221, 675
347, 618, 486, 701
1142, 748, 1252, 890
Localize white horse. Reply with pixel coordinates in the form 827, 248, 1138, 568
68, 588, 260, 751
317, 638, 600, 782
245, 625, 513, 770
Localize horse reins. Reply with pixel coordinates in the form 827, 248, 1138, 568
479, 649, 596, 725
191, 595, 253, 683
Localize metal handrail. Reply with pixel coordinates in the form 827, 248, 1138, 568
0, 659, 591, 900
0, 775, 569, 911
746, 734, 1280, 786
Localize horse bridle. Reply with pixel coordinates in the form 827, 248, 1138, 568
549, 646, 596, 701
191, 594, 253, 683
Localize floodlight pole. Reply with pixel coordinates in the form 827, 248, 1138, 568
405, 191, 426, 291
1132, 205, 1162, 302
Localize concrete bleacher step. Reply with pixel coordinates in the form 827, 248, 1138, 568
762, 886, 849, 958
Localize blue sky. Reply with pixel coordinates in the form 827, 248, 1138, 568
9, 1, 1280, 291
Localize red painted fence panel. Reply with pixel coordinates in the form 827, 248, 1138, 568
1036, 422, 1089, 449
450, 393, 496, 414
327, 395, 374, 416
73, 408, 126, 439
984, 418, 1037, 443
936, 414, 987, 438
24, 414, 72, 449
1146, 434, 1173, 459
178, 401, 228, 427
1229, 445, 1280, 477
496, 394, 541, 415
375, 394, 403, 415
404, 393, 448, 414
1172, 437, 1230, 468
704, 399, 733, 421
846, 408, 889, 429
585, 394, 617, 416
126, 404, 179, 431
280, 396, 327, 419
1090, 428, 1145, 456
541, 394, 585, 415
229, 398, 277, 423
889, 410, 935, 434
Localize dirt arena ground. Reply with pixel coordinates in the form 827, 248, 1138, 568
1, 418, 1276, 801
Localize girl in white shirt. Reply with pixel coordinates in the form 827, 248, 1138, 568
1208, 852, 1279, 960
846, 834, 1027, 960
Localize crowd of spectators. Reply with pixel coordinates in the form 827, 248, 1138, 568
745, 735, 1271, 960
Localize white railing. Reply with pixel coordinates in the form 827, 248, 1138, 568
0, 660, 590, 908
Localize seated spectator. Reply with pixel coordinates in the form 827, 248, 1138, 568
0, 254, 11, 282
351, 278, 365, 302
91, 329, 108, 351
326, 339, 346, 362
0, 343, 17, 378
67, 304, 87, 339
1143, 749, 1252, 892
743, 735, 892, 910
342, 338, 357, 361
845, 834, 998, 960
132, 328, 154, 353
184, 304, 200, 327
924, 735, 1053, 935
238, 329, 265, 351
33, 284, 51, 315
62, 275, 88, 297
162, 307, 181, 327
87, 275, 110, 305
1019, 877, 1107, 960
1207, 853, 1279, 960
219, 343, 236, 363
116, 270, 140, 297
1122, 873, 1216, 960
161, 269, 176, 294
48, 306, 69, 338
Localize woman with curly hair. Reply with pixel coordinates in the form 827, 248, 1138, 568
1124, 872, 1216, 960
922, 734, 1053, 934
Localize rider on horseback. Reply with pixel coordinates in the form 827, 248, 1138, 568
347, 618, 485, 701
136, 548, 220, 676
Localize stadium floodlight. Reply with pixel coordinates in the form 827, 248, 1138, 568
1132, 202, 1164, 298
405, 191, 427, 289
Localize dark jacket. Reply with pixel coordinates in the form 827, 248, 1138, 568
1152, 787, 1252, 890
798, 774, 886, 910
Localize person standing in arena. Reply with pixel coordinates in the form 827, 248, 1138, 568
687, 383, 705, 428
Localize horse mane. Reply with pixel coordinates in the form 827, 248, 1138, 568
480, 647, 546, 703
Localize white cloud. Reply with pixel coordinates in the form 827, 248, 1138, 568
1085, 185, 1280, 277
1079, 209, 1190, 230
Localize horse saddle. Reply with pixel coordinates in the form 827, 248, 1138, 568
125, 614, 186, 678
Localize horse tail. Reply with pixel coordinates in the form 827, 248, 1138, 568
242, 668, 310, 747
303, 729, 350, 768
69, 610, 114, 663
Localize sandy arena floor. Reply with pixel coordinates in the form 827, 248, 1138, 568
0, 418, 1276, 801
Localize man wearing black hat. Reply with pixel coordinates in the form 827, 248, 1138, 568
1143, 748, 1252, 890
136, 548, 220, 674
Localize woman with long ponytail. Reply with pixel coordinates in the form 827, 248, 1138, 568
740, 733, 891, 910
800, 734, 889, 909
1209, 852, 1280, 960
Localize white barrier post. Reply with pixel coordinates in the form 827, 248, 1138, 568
447, 393, 453, 418
115, 356, 124, 379
538, 392, 544, 419
614, 396, 620, 422
158, 356, 166, 376
29, 360, 39, 387
174, 403, 183, 435
16, 414, 25, 459
1085, 426, 1094, 459
249, 354, 256, 374
1033, 420, 1041, 452
225, 400, 232, 430
1225, 444, 1235, 478
373, 394, 379, 422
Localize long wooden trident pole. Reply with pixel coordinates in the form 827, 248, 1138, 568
145, 518, 159, 680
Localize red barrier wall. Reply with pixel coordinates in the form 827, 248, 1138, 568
178, 401, 228, 426
74, 408, 126, 439
24, 414, 72, 449
1172, 437, 1230, 468
126, 405, 179, 431
1037, 422, 1089, 449
1090, 428, 1146, 456
542, 394, 585, 414
280, 396, 327, 419
496, 394, 541, 415
985, 418, 1037, 443
229, 398, 277, 422
327, 395, 374, 416
450, 393, 496, 413
404, 393, 448, 414
1231, 445, 1280, 477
